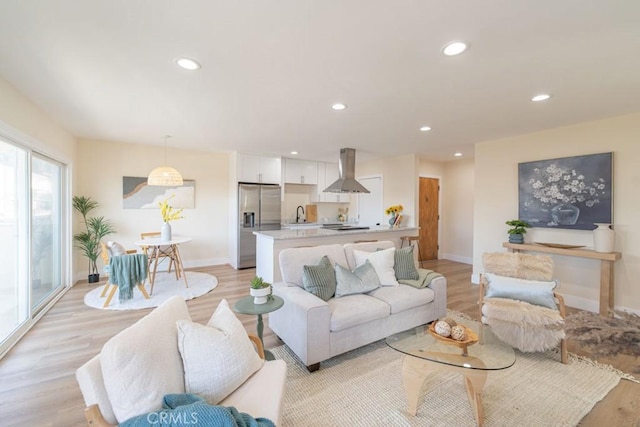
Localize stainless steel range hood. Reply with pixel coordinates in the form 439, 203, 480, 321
323, 148, 370, 193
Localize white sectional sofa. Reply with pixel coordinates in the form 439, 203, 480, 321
268, 241, 447, 371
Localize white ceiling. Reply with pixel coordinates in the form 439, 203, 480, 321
0, 1, 639, 163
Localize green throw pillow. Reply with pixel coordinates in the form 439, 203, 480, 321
394, 246, 419, 280
302, 256, 337, 301
334, 260, 381, 298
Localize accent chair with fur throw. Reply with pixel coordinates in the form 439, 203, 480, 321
479, 252, 568, 364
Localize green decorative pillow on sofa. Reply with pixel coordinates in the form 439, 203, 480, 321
394, 246, 419, 280
334, 260, 381, 297
302, 256, 337, 301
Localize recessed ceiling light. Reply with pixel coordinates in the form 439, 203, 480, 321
290, 151, 298, 155
442, 41, 468, 56
420, 126, 432, 132
331, 103, 347, 110
176, 57, 201, 70
531, 94, 551, 102
454, 152, 463, 157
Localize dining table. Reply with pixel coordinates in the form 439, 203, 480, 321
134, 236, 192, 294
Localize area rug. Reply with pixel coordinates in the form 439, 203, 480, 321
273, 340, 625, 426
83, 271, 217, 310
565, 309, 640, 376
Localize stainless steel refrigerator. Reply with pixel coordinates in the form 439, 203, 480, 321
237, 183, 282, 268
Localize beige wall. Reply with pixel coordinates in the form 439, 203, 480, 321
441, 158, 474, 263
474, 113, 640, 313
358, 154, 419, 226
76, 139, 230, 279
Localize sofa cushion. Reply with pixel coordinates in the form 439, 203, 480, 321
353, 247, 399, 287
302, 256, 337, 301
328, 294, 390, 332
177, 299, 264, 404
394, 245, 419, 280
100, 296, 191, 423
343, 241, 395, 270
368, 284, 435, 314
280, 244, 348, 287
334, 260, 381, 298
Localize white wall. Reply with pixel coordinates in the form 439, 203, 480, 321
358, 154, 418, 226
473, 113, 640, 313
76, 138, 230, 279
441, 158, 474, 263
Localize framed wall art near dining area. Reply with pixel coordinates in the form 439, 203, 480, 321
518, 152, 612, 230
122, 176, 196, 209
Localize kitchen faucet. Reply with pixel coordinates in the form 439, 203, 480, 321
296, 205, 305, 223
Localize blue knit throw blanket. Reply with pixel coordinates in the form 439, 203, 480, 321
119, 394, 276, 427
109, 253, 148, 302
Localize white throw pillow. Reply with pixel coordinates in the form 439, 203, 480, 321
177, 299, 264, 404
107, 240, 127, 257
353, 247, 399, 286
100, 296, 191, 423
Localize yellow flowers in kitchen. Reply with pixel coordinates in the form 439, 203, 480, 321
159, 195, 184, 223
385, 205, 403, 215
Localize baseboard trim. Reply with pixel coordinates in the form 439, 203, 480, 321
441, 253, 473, 265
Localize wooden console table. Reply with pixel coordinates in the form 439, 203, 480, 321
502, 242, 622, 317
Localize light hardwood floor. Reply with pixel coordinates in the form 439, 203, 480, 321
0, 260, 637, 426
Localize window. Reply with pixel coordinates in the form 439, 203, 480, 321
0, 136, 67, 355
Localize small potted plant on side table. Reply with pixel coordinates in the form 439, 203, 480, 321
250, 276, 272, 305
506, 219, 530, 244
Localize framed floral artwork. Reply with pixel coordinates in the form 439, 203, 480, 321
518, 152, 612, 230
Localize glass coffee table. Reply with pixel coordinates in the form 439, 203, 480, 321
386, 318, 515, 427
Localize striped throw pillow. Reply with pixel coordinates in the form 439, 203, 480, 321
394, 246, 419, 280
302, 256, 337, 301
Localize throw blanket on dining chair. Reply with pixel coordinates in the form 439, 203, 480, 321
110, 253, 148, 302
120, 394, 275, 427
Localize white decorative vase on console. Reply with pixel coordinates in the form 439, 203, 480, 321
161, 222, 172, 242
593, 223, 614, 253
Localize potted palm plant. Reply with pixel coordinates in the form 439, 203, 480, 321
73, 196, 116, 283
250, 276, 272, 304
506, 219, 530, 244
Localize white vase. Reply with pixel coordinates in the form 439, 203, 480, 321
250, 286, 271, 304
593, 223, 614, 253
161, 222, 172, 242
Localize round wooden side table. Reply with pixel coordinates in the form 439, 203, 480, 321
234, 295, 284, 361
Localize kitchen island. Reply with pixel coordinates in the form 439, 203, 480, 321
254, 226, 419, 282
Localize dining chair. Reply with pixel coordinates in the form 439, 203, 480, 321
99, 242, 150, 307
140, 232, 175, 274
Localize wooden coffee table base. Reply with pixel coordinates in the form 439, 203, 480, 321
402, 354, 488, 427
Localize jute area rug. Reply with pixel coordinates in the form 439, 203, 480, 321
83, 271, 217, 310
272, 340, 625, 427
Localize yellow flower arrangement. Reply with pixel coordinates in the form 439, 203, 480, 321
385, 205, 403, 215
159, 195, 184, 223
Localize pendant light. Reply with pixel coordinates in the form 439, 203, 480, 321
147, 135, 183, 186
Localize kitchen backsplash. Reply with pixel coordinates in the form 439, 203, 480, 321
282, 183, 351, 223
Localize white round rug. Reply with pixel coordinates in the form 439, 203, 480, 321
84, 271, 218, 310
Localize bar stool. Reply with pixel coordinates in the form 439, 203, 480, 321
400, 235, 424, 268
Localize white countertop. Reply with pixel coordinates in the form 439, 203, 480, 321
255, 225, 418, 240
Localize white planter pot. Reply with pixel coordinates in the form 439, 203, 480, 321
593, 223, 615, 253
250, 286, 271, 304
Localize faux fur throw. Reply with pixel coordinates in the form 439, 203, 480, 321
482, 298, 565, 352
482, 252, 553, 281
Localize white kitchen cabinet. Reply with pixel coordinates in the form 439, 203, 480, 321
284, 158, 318, 185
238, 153, 281, 184
316, 162, 350, 203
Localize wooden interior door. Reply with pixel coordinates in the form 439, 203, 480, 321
419, 177, 439, 260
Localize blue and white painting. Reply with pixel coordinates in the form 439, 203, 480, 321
518, 153, 612, 230
123, 176, 195, 209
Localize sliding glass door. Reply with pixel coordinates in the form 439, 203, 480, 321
0, 137, 66, 350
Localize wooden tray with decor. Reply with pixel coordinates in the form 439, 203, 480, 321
428, 323, 479, 355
